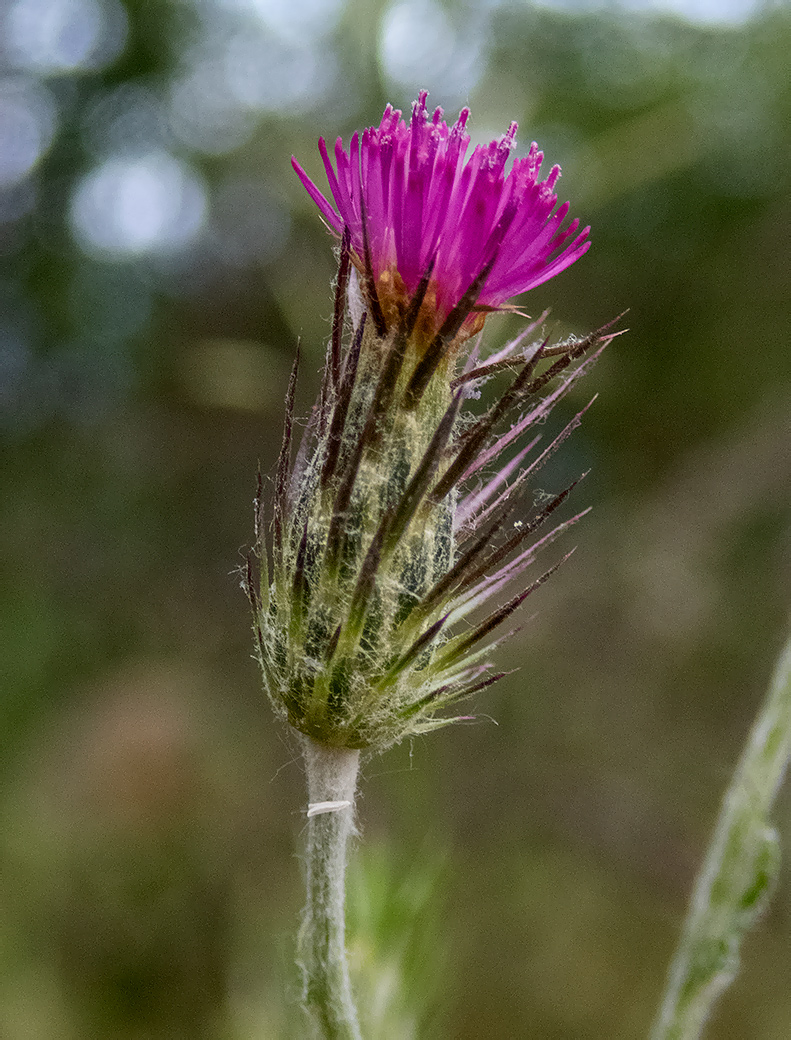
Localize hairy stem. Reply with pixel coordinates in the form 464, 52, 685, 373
650, 634, 791, 1040
299, 737, 361, 1040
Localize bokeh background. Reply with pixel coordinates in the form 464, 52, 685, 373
1, 0, 790, 1035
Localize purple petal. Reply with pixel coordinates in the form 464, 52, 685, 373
293, 95, 591, 328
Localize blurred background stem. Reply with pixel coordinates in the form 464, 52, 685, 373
650, 635, 791, 1040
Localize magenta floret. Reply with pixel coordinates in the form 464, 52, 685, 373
292, 91, 591, 327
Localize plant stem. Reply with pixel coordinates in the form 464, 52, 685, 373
299, 737, 362, 1040
650, 634, 791, 1040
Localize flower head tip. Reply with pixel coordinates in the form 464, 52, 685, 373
292, 90, 591, 341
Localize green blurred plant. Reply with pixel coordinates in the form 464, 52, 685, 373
346, 842, 447, 1040
651, 635, 791, 1040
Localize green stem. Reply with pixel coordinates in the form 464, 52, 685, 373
650, 634, 791, 1040
299, 737, 362, 1040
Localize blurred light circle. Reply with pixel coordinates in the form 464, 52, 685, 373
5, 0, 128, 74
82, 83, 169, 157
224, 35, 334, 113
380, 1, 455, 84
70, 151, 208, 258
533, 0, 763, 25
378, 0, 486, 103
169, 65, 256, 155
0, 78, 56, 188
240, 0, 345, 43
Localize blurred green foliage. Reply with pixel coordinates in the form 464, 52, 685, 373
1, 0, 789, 1036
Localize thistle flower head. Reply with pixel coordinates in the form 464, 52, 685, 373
292, 90, 591, 342
248, 97, 618, 753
